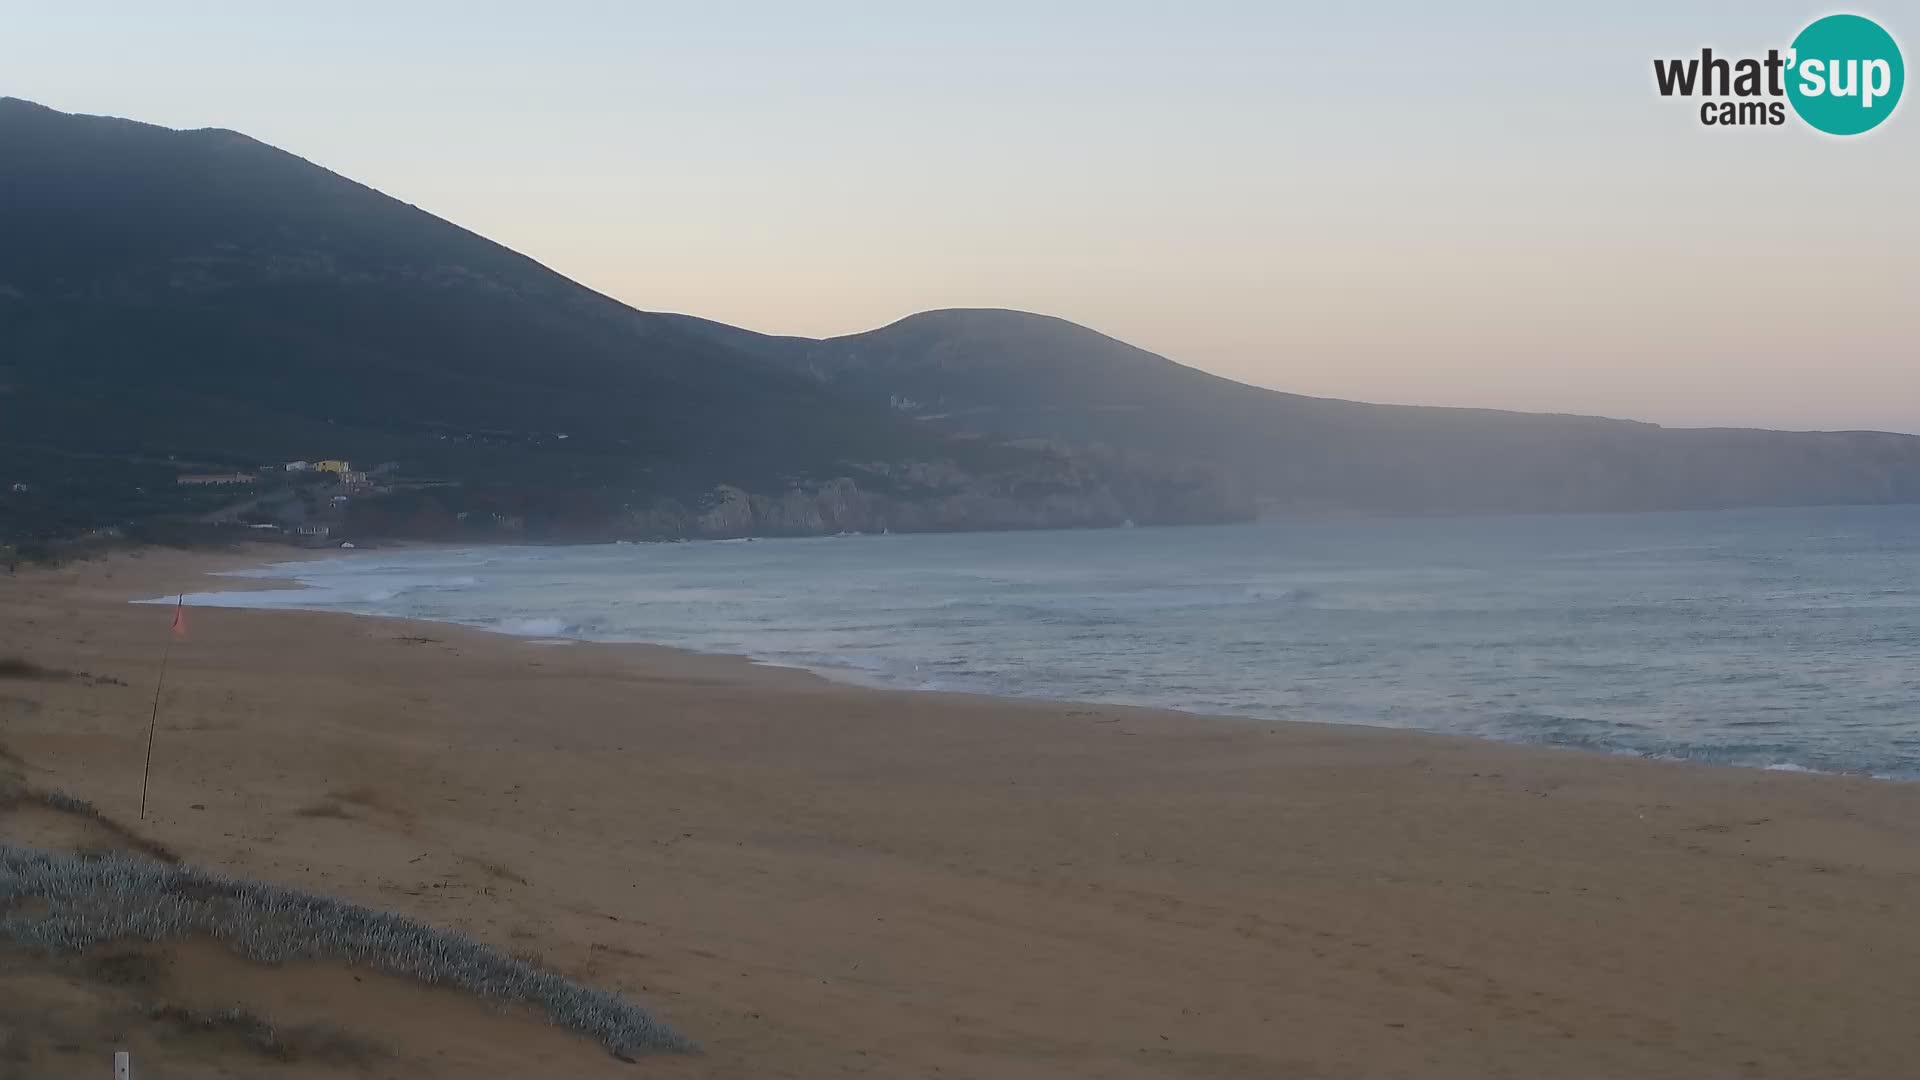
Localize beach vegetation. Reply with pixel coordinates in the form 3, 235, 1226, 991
146, 1004, 384, 1065
0, 786, 180, 863
0, 657, 52, 679
0, 843, 695, 1059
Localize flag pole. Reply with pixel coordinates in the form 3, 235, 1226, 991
140, 593, 183, 821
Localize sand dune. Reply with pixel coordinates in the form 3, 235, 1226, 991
5, 547, 1920, 1078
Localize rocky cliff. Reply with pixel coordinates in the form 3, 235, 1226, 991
345, 452, 1252, 542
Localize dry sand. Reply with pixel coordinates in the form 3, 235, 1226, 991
4, 545, 1920, 1078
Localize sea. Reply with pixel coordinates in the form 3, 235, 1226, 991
152, 505, 1920, 779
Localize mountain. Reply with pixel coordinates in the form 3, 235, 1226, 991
663, 308, 1920, 514
7, 95, 1915, 550
0, 98, 1244, 544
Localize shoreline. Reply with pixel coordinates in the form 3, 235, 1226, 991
140, 543, 1912, 784
7, 544, 1920, 1077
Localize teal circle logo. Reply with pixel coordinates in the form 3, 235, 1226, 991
1787, 14, 1904, 135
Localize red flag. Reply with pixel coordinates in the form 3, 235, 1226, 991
170, 595, 186, 637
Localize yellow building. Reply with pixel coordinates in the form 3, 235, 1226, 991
313, 460, 351, 474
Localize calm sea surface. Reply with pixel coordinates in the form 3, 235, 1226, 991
160, 506, 1920, 777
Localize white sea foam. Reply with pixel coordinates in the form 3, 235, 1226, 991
494, 617, 574, 637
134, 589, 315, 609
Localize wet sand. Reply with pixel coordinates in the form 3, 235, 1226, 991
4, 546, 1920, 1078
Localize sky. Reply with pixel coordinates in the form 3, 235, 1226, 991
3, 2, 1916, 432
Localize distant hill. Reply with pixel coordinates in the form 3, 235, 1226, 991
7, 95, 1915, 548
0, 97, 920, 485
0, 99, 1243, 543
663, 308, 1920, 514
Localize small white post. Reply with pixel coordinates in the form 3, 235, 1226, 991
114, 1050, 131, 1080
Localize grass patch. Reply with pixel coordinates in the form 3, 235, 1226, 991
88, 947, 170, 987
0, 658, 125, 687
0, 788, 179, 864
0, 844, 694, 1058
37, 791, 96, 817
0, 658, 55, 680
148, 1004, 382, 1066
462, 854, 529, 886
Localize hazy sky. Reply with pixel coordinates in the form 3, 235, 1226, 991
4, 2, 1915, 431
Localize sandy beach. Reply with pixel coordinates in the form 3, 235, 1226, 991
5, 546, 1920, 1078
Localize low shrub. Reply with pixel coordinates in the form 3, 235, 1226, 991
0, 844, 693, 1058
